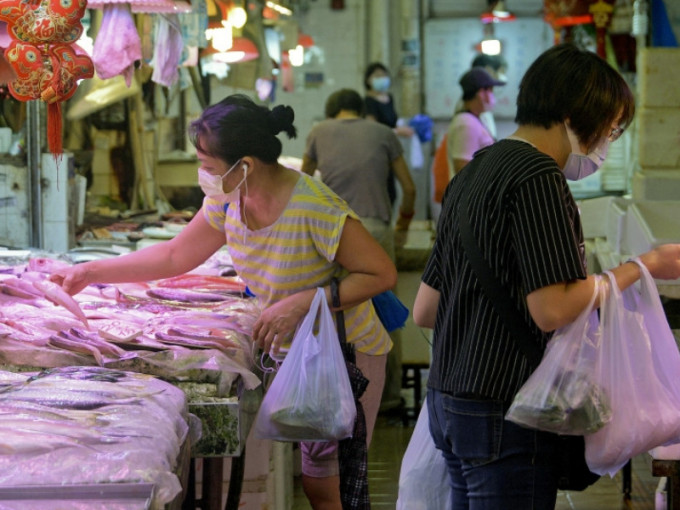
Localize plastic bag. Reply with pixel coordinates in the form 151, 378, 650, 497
396, 398, 452, 510
253, 287, 356, 441
506, 276, 611, 435
585, 261, 680, 476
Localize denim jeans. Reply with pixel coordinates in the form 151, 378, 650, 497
427, 388, 560, 510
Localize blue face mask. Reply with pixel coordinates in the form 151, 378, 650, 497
371, 76, 391, 92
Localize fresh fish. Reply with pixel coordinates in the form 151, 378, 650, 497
32, 279, 90, 328
27, 257, 71, 274
154, 331, 225, 350
48, 334, 103, 366
0, 277, 43, 299
155, 274, 247, 292
146, 288, 231, 303
0, 388, 143, 410
67, 328, 127, 358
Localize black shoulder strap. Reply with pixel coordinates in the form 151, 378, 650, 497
330, 277, 347, 345
458, 184, 543, 367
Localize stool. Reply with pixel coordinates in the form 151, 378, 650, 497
401, 362, 429, 425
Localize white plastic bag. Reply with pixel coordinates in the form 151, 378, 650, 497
253, 287, 356, 441
585, 262, 680, 476
396, 398, 452, 510
506, 276, 611, 435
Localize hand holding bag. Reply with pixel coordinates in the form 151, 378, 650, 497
253, 287, 356, 441
506, 275, 612, 435
585, 262, 680, 476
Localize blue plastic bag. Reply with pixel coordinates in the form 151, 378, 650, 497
408, 114, 434, 143
372, 290, 409, 332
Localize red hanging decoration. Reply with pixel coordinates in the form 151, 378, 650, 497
0, 0, 94, 157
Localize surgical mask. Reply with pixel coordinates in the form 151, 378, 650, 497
371, 76, 390, 92
563, 125, 609, 181
484, 90, 496, 111
197, 159, 247, 201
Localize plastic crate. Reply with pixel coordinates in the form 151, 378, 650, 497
624, 201, 680, 260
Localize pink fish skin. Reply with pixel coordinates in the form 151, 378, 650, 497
32, 280, 90, 328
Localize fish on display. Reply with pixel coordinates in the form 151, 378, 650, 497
32, 280, 90, 328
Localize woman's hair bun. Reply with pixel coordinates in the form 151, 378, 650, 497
268, 105, 297, 139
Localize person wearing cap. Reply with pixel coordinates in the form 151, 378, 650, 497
471, 53, 508, 139
429, 67, 505, 224
447, 67, 505, 176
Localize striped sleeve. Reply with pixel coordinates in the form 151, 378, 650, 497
202, 196, 229, 232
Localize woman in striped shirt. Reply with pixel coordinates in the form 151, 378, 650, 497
413, 43, 680, 509
52, 94, 396, 509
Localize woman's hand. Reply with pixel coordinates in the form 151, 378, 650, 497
49, 264, 92, 295
252, 289, 315, 356
638, 244, 680, 280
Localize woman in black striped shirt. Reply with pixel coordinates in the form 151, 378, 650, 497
413, 43, 680, 509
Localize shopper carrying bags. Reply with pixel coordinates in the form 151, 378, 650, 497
412, 43, 680, 510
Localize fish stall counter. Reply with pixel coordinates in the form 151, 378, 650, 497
0, 251, 263, 510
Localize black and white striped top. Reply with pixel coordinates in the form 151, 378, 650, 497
423, 139, 587, 406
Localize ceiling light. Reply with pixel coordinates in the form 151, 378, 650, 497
212, 36, 259, 63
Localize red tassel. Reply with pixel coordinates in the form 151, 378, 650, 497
47, 102, 64, 188
47, 102, 63, 157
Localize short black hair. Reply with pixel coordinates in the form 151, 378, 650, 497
364, 62, 389, 90
471, 54, 507, 71
325, 89, 364, 118
515, 43, 634, 151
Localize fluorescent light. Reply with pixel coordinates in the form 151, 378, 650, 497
266, 1, 292, 16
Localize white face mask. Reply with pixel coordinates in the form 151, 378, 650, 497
371, 76, 390, 92
197, 159, 247, 201
563, 125, 609, 181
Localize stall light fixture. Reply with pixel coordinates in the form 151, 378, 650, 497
212, 36, 259, 63
206, 21, 234, 52
265, 1, 292, 16
228, 2, 247, 28
481, 0, 516, 23
297, 32, 314, 48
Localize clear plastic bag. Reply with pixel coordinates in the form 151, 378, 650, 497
396, 398, 452, 510
506, 276, 612, 435
253, 287, 356, 441
585, 261, 680, 476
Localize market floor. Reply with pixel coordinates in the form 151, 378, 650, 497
292, 392, 662, 510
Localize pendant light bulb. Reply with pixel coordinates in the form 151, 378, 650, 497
229, 5, 247, 29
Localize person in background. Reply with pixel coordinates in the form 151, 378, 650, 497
302, 88, 416, 415
51, 94, 396, 510
363, 62, 414, 138
470, 53, 508, 140
413, 43, 680, 509
429, 67, 504, 224
447, 67, 505, 176
302, 88, 416, 253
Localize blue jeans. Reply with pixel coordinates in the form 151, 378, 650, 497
427, 388, 560, 510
